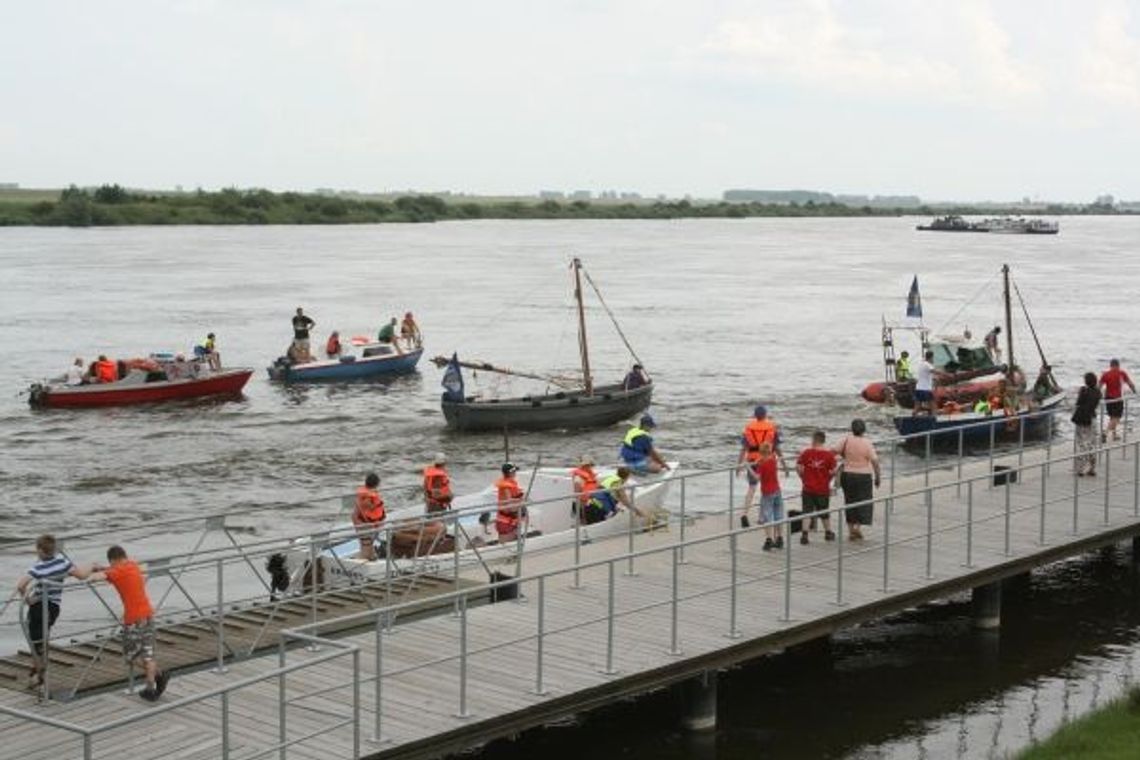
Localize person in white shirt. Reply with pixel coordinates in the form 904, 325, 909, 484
65, 358, 85, 386
912, 350, 938, 416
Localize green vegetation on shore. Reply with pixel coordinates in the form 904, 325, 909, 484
0, 184, 1130, 227
1018, 687, 1140, 760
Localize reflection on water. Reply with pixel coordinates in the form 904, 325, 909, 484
462, 546, 1140, 759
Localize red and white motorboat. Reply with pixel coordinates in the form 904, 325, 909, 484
28, 358, 253, 409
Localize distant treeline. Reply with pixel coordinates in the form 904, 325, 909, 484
0, 185, 1130, 227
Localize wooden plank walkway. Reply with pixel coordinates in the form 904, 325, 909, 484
0, 574, 475, 698
2, 443, 1139, 760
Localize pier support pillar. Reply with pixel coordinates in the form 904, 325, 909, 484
679, 670, 718, 732
972, 582, 1001, 630
1131, 536, 1140, 565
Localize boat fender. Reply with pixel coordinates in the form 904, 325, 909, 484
339, 356, 356, 363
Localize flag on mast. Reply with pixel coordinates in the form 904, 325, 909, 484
905, 275, 923, 319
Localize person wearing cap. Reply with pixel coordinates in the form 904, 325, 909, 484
353, 473, 387, 561
620, 414, 669, 474
194, 332, 221, 371
423, 453, 453, 513
400, 311, 422, 349
571, 456, 605, 524
736, 405, 784, 528
623, 363, 650, 391
495, 463, 526, 541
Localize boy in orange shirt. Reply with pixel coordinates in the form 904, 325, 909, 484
89, 545, 169, 701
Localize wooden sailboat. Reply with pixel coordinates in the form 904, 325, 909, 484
432, 258, 653, 432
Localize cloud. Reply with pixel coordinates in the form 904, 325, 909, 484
1080, 2, 1140, 108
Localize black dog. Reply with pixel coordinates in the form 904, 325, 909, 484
265, 553, 290, 601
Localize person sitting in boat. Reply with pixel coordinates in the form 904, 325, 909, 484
601, 467, 645, 520
377, 317, 404, 355
400, 312, 422, 349
895, 351, 912, 382
193, 333, 221, 371
423, 452, 452, 513
620, 414, 670, 474
572, 456, 604, 524
285, 340, 307, 365
622, 363, 650, 390
495, 463, 526, 542
325, 331, 342, 359
1033, 365, 1060, 400
353, 473, 386, 562
65, 357, 86, 386
973, 398, 992, 415
94, 355, 118, 384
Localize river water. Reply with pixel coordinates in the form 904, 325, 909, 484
1, 218, 1138, 755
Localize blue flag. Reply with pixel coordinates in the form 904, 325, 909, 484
906, 275, 923, 319
441, 352, 465, 402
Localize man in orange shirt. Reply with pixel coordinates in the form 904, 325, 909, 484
88, 545, 168, 701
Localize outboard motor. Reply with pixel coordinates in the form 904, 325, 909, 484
27, 383, 48, 408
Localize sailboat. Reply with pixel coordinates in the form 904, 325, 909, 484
891, 264, 1065, 443
431, 258, 653, 432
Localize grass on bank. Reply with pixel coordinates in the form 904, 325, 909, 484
1018, 686, 1140, 760
0, 184, 1128, 227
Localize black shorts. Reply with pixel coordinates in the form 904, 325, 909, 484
27, 602, 60, 649
802, 493, 830, 514
1107, 399, 1124, 419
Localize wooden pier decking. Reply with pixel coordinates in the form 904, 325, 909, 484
2, 441, 1140, 760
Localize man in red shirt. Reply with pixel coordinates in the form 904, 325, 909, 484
88, 545, 168, 701
1099, 359, 1136, 442
797, 431, 838, 544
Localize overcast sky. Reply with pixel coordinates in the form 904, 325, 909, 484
3, 0, 1138, 201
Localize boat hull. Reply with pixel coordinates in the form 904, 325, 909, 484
268, 348, 423, 383
29, 369, 253, 408
441, 382, 653, 432
893, 393, 1064, 445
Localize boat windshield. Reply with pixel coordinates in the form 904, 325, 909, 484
930, 343, 996, 372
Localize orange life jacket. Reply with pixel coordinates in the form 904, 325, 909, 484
495, 476, 524, 530
742, 418, 777, 462
423, 465, 452, 511
95, 360, 117, 383
354, 486, 386, 526
326, 336, 341, 356
571, 466, 599, 506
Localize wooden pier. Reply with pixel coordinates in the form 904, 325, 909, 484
2, 439, 1140, 760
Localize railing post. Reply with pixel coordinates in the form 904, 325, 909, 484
39, 579, 50, 701
1039, 463, 1047, 545
835, 506, 845, 606
603, 561, 618, 675
881, 497, 890, 592
988, 421, 996, 489
626, 486, 636, 576
1104, 448, 1112, 525
669, 547, 681, 655
1004, 478, 1012, 556
221, 691, 230, 760
924, 431, 932, 488
1018, 415, 1026, 471
727, 532, 740, 639
889, 441, 897, 513
1134, 441, 1139, 517
371, 615, 385, 743
278, 641, 287, 760
307, 537, 319, 651
678, 477, 688, 564
455, 594, 470, 718
573, 510, 582, 589
957, 427, 964, 498
214, 558, 227, 674
83, 735, 92, 760
1072, 465, 1080, 535
728, 469, 735, 530
352, 648, 361, 759
925, 488, 934, 579
1046, 413, 1053, 476
534, 577, 549, 694
781, 521, 792, 622
452, 513, 461, 615
966, 480, 974, 568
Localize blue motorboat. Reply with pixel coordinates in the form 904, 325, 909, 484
893, 392, 1065, 446
267, 344, 423, 383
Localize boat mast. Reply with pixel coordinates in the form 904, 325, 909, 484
573, 257, 594, 395
1002, 263, 1015, 379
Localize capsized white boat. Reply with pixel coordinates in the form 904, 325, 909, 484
289, 462, 679, 584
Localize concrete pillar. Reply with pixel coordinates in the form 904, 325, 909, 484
679, 670, 718, 732
972, 581, 1001, 630
1131, 536, 1140, 565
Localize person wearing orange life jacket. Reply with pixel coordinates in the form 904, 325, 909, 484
325, 331, 342, 359
495, 463, 526, 541
571, 455, 607, 524
423, 452, 453, 513
94, 355, 118, 384
353, 473, 386, 561
736, 405, 787, 528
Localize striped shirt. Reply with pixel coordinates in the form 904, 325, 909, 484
26, 555, 74, 606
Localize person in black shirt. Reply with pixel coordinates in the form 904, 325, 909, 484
1072, 372, 1101, 476
292, 307, 315, 362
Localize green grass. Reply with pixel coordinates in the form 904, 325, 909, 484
1018, 687, 1140, 759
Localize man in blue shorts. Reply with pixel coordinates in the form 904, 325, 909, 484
913, 349, 938, 416
619, 415, 670, 474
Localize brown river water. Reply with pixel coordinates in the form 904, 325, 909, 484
1, 218, 1138, 757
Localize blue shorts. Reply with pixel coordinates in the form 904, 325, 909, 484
760, 492, 785, 524
622, 457, 651, 474
745, 463, 761, 486
914, 389, 933, 402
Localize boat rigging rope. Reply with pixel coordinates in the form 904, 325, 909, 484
581, 267, 646, 371
934, 268, 1001, 337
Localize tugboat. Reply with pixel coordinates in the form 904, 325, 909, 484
915, 215, 983, 232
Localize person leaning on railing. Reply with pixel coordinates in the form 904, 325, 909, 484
1072, 372, 1102, 477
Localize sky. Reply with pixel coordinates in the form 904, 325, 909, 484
2, 0, 1139, 201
